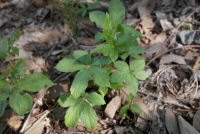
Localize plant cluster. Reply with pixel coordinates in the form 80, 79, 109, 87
0, 30, 54, 117
55, 0, 148, 130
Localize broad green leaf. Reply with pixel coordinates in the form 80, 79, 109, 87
55, 59, 86, 73
16, 73, 54, 92
70, 70, 90, 98
130, 104, 142, 113
132, 70, 148, 80
0, 80, 10, 90
115, 35, 135, 45
86, 92, 105, 105
114, 61, 129, 71
128, 46, 144, 54
57, 93, 70, 107
110, 49, 118, 62
125, 74, 138, 95
0, 100, 7, 117
89, 11, 105, 28
0, 88, 10, 101
11, 46, 19, 55
129, 53, 145, 59
94, 32, 105, 43
120, 24, 142, 37
9, 91, 32, 115
109, 0, 125, 25
81, 102, 97, 130
111, 70, 127, 83
19, 66, 30, 76
120, 52, 129, 60
128, 94, 134, 103
90, 66, 110, 87
65, 102, 84, 127
110, 83, 124, 89
82, 10, 87, 17
0, 73, 9, 80
98, 87, 108, 96
77, 54, 92, 65
103, 13, 116, 45
0, 37, 8, 58
130, 60, 145, 71
91, 57, 110, 66
93, 44, 112, 56
119, 104, 129, 118
59, 95, 83, 107
73, 50, 88, 60
15, 58, 24, 69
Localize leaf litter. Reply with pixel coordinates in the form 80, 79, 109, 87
1, 0, 200, 133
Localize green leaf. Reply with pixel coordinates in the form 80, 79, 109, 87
70, 70, 90, 98
0, 37, 8, 58
55, 58, 86, 73
103, 13, 116, 45
9, 92, 32, 115
125, 74, 138, 95
57, 93, 70, 107
81, 102, 97, 130
90, 66, 110, 87
109, 0, 125, 25
0, 100, 7, 117
74, 50, 91, 65
128, 94, 134, 103
86, 92, 106, 105
119, 104, 129, 118
0, 88, 10, 101
0, 73, 9, 80
132, 70, 148, 80
98, 87, 108, 96
91, 57, 111, 66
11, 46, 19, 56
94, 32, 105, 43
129, 53, 145, 59
59, 95, 83, 107
130, 104, 142, 113
110, 49, 118, 62
120, 24, 142, 37
110, 83, 124, 89
128, 46, 144, 54
111, 70, 127, 83
130, 60, 145, 71
114, 61, 129, 71
19, 66, 30, 76
16, 73, 54, 92
65, 102, 84, 127
0, 80, 10, 90
89, 11, 105, 28
93, 44, 112, 56
115, 35, 135, 45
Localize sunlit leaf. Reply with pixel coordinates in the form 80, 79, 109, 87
86, 92, 105, 105
119, 104, 129, 118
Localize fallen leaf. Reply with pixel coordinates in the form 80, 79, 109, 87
104, 96, 121, 118
177, 30, 196, 45
193, 56, 200, 70
160, 19, 174, 31
143, 42, 166, 58
178, 115, 199, 134
160, 54, 186, 64
165, 107, 180, 134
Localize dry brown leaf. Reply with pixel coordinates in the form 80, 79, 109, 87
178, 115, 199, 134
193, 109, 200, 131
104, 96, 121, 118
160, 54, 186, 64
160, 19, 174, 31
150, 32, 167, 45
7, 112, 24, 131
143, 42, 166, 58
165, 107, 180, 134
193, 56, 200, 70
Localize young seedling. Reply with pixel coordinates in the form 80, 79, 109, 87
56, 0, 148, 130
0, 31, 54, 116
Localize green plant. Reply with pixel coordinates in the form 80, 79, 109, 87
55, 0, 148, 130
0, 31, 54, 117
76, 1, 101, 17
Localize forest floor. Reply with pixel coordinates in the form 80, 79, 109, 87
0, 0, 200, 134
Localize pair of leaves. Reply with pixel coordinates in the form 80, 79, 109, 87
111, 60, 148, 95
0, 73, 54, 115
55, 50, 111, 98
58, 92, 105, 130
119, 94, 142, 118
